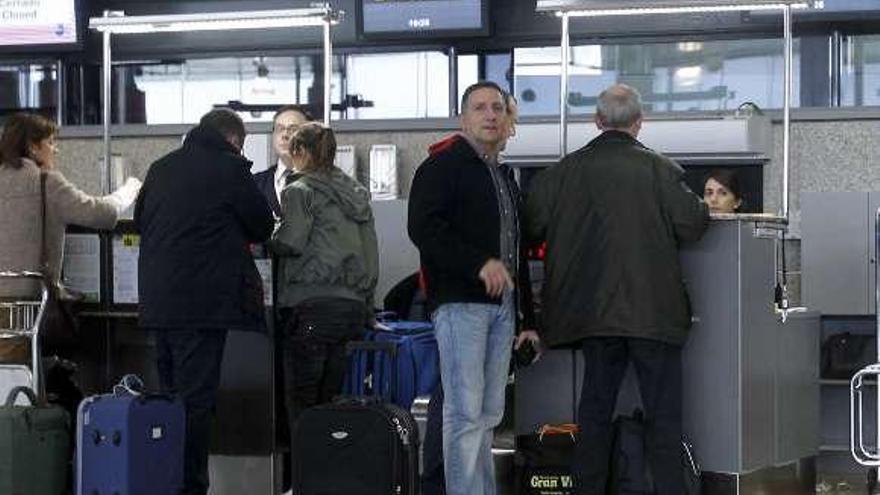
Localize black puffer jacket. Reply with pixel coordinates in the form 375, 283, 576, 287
525, 131, 709, 346
135, 125, 274, 332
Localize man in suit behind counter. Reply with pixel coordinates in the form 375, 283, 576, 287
253, 105, 313, 216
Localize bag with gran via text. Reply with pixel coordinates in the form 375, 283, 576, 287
517, 423, 578, 495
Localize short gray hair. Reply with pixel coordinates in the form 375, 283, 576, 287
596, 84, 643, 129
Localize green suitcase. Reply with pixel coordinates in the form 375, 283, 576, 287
0, 386, 70, 495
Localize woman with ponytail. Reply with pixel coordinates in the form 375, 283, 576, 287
270, 122, 379, 429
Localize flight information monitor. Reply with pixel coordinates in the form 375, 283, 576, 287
0, 0, 78, 48
358, 0, 489, 39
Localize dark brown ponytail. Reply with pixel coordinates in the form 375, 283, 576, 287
288, 122, 336, 173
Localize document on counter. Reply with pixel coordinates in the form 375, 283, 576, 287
62, 234, 101, 302
112, 234, 140, 304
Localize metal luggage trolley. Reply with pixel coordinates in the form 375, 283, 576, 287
851, 209, 880, 493
0, 271, 48, 403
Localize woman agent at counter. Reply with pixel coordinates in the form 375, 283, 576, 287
703, 169, 743, 214
0, 112, 140, 339
270, 122, 379, 430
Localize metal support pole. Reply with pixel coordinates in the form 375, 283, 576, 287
781, 4, 792, 221
876, 207, 880, 487
448, 46, 458, 116
830, 30, 842, 107
323, 18, 332, 126
102, 12, 112, 196
559, 13, 570, 158
56, 59, 63, 125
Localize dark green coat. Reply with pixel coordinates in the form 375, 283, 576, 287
525, 130, 709, 347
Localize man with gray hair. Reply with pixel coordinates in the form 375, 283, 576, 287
525, 83, 709, 495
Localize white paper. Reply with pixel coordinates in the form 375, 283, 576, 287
369, 144, 398, 200
112, 234, 140, 304
102, 154, 135, 220
244, 133, 271, 174
336, 145, 357, 179
62, 234, 101, 303
254, 258, 273, 307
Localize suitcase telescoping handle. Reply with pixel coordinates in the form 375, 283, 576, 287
345, 340, 399, 402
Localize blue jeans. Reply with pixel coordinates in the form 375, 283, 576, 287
432, 290, 514, 495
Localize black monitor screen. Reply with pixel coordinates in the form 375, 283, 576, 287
359, 0, 488, 39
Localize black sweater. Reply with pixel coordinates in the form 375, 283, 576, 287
408, 136, 534, 328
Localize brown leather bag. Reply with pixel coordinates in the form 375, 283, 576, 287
0, 335, 29, 364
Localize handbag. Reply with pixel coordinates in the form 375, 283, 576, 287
517, 423, 578, 495
38, 172, 81, 349
0, 335, 29, 364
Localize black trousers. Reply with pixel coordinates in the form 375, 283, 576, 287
280, 297, 367, 426
574, 337, 683, 495
155, 328, 227, 495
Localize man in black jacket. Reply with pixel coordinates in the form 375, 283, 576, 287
134, 108, 274, 495
525, 84, 709, 495
409, 82, 538, 495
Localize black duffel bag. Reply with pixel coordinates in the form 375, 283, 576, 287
821, 332, 876, 379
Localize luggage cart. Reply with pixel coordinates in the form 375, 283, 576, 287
0, 271, 48, 403
851, 209, 880, 494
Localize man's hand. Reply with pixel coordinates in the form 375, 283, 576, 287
515, 329, 543, 364
478, 259, 513, 298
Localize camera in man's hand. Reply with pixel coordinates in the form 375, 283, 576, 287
514, 340, 538, 368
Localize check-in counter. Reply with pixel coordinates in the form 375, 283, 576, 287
515, 217, 820, 495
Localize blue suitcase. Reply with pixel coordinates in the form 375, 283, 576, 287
345, 321, 439, 410
75, 375, 185, 495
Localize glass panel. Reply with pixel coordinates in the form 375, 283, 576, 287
344, 51, 449, 119
0, 63, 57, 119
128, 63, 184, 124
841, 34, 880, 107
457, 54, 479, 111
118, 52, 447, 123
514, 38, 801, 116
485, 52, 512, 93
122, 56, 338, 124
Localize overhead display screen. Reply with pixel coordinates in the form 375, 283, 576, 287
0, 0, 78, 47
359, 0, 488, 38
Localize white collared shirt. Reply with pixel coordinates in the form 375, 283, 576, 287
274, 160, 292, 205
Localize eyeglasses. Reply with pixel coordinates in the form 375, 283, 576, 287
273, 124, 300, 135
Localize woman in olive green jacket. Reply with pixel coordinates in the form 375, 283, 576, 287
270, 122, 379, 426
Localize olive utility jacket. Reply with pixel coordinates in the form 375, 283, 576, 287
271, 167, 379, 311
525, 130, 709, 347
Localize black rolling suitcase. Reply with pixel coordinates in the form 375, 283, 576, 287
292, 340, 420, 495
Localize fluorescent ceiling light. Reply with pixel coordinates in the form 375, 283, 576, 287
558, 3, 809, 17
677, 41, 704, 52
89, 8, 341, 35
